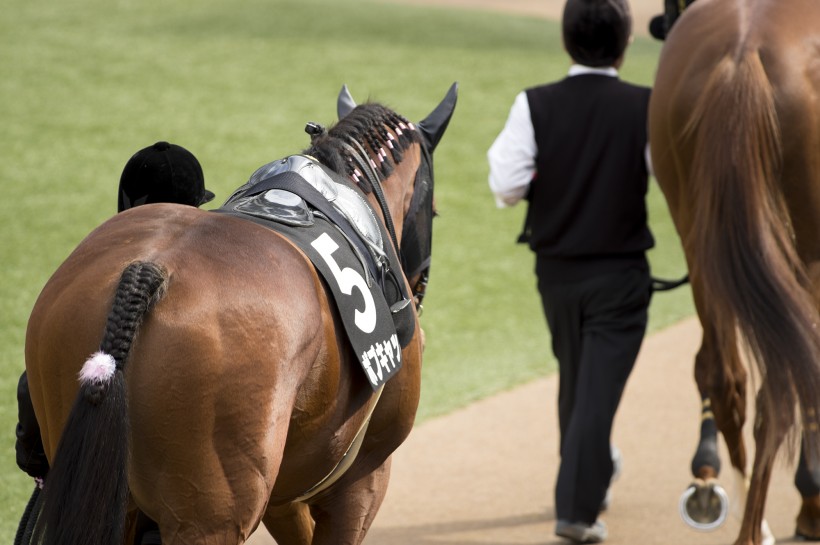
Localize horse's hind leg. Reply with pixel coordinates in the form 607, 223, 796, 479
795, 263, 820, 540
734, 391, 791, 545
695, 321, 748, 477
687, 317, 748, 521
795, 428, 820, 539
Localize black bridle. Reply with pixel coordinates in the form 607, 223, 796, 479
398, 143, 434, 312
334, 130, 434, 311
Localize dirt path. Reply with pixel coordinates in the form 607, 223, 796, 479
248, 317, 803, 544
248, 1, 806, 543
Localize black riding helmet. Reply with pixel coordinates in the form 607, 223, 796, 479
117, 141, 215, 212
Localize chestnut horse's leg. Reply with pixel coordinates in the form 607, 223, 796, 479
796, 263, 820, 539
703, 331, 747, 478
262, 502, 313, 545
693, 322, 748, 481
734, 390, 792, 545
307, 457, 392, 545
685, 282, 749, 523
795, 435, 820, 540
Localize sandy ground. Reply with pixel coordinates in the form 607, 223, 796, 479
248, 317, 804, 545
248, 1, 807, 543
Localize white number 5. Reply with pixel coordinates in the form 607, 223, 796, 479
311, 232, 377, 333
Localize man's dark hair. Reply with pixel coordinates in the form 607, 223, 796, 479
562, 0, 632, 67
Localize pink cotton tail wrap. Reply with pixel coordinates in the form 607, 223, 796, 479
78, 352, 117, 385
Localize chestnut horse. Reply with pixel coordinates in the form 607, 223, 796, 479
649, 0, 820, 543
23, 84, 457, 545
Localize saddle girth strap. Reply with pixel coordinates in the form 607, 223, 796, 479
293, 384, 385, 502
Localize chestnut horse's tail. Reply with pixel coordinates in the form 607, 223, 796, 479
33, 261, 167, 545
685, 51, 820, 459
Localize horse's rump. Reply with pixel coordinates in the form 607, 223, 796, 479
26, 205, 359, 540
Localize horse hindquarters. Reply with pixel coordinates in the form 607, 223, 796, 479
656, 47, 820, 544
691, 53, 820, 455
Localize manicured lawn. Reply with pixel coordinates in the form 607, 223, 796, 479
0, 0, 689, 538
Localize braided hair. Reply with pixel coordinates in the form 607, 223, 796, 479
304, 103, 418, 193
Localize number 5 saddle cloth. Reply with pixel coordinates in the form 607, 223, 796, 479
216, 155, 415, 389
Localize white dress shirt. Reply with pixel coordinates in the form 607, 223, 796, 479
487, 65, 651, 208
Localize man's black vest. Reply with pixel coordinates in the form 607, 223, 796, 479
522, 74, 655, 258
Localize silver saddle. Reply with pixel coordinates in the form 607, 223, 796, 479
231, 154, 387, 265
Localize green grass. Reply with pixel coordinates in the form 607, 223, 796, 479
0, 0, 692, 538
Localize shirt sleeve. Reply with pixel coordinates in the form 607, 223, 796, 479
487, 91, 537, 208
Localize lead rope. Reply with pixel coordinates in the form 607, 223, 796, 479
14, 484, 42, 545
651, 273, 689, 292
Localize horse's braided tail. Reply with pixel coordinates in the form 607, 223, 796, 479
33, 261, 167, 545
686, 50, 820, 462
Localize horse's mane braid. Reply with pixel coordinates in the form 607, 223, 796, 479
304, 103, 418, 193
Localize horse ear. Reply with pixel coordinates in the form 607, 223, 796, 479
417, 82, 458, 153
337, 84, 357, 119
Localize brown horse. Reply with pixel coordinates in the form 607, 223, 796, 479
649, 0, 820, 543
23, 84, 457, 545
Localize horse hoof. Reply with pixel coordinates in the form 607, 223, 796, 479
796, 494, 820, 541
679, 479, 729, 531
796, 530, 820, 542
